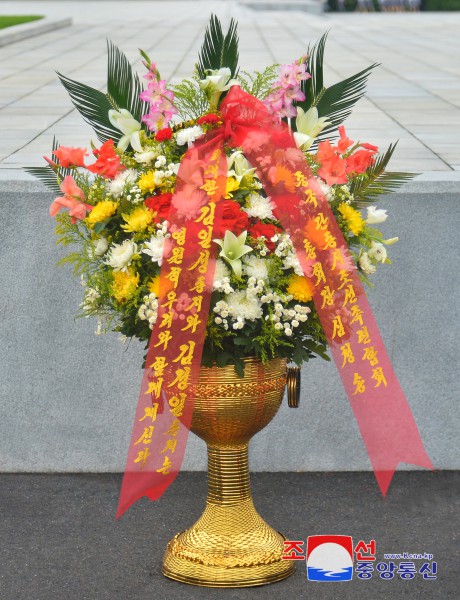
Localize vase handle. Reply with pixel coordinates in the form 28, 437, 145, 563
286, 366, 301, 408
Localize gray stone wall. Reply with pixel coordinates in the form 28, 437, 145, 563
1, 181, 458, 472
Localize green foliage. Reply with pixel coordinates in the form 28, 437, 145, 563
238, 66, 279, 100
106, 40, 149, 123
171, 70, 209, 120
296, 32, 378, 143
349, 143, 414, 204
197, 14, 239, 79
58, 73, 120, 144
24, 137, 71, 194
425, 0, 460, 9
0, 15, 43, 29
58, 42, 147, 144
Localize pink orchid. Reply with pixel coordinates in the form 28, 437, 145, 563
49, 175, 93, 223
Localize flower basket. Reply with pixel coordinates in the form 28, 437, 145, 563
27, 14, 432, 588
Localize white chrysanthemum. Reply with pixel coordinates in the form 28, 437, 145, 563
138, 293, 159, 329
176, 125, 204, 146
243, 255, 269, 280
227, 291, 263, 321
134, 150, 157, 165
282, 252, 304, 276
243, 193, 275, 220
105, 239, 138, 271
213, 259, 230, 286
107, 169, 138, 198
142, 234, 166, 266
359, 252, 376, 275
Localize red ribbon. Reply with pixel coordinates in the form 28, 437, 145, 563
117, 87, 432, 518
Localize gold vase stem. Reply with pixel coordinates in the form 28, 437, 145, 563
207, 444, 251, 504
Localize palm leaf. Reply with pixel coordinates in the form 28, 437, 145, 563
296, 32, 377, 144
350, 143, 414, 204
58, 41, 149, 144
315, 64, 378, 140
106, 40, 148, 122
197, 14, 239, 78
58, 72, 120, 143
24, 137, 71, 194
301, 31, 328, 109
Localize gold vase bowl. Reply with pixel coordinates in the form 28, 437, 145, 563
162, 357, 295, 587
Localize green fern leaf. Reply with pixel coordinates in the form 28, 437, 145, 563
197, 14, 239, 78
172, 73, 209, 120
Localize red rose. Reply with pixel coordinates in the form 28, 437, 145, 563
87, 139, 125, 179
155, 128, 173, 142
249, 222, 281, 252
145, 192, 172, 222
213, 200, 249, 238
346, 149, 376, 175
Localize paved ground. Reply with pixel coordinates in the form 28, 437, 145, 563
1, 472, 458, 599
0, 1, 459, 179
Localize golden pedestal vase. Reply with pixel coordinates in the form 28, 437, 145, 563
162, 357, 300, 588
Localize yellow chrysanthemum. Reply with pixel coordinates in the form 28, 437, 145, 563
138, 171, 157, 194
147, 276, 174, 297
86, 200, 118, 226
111, 269, 139, 303
225, 176, 240, 199
148, 276, 161, 296
121, 206, 153, 233
337, 203, 365, 236
286, 275, 315, 303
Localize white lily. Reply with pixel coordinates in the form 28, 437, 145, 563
227, 151, 256, 181
199, 68, 239, 110
213, 230, 253, 278
293, 107, 331, 151
366, 206, 388, 224
108, 108, 143, 152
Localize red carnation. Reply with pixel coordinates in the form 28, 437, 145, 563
213, 200, 249, 238
145, 192, 173, 222
87, 139, 125, 179
155, 127, 173, 142
197, 114, 221, 126
249, 222, 281, 252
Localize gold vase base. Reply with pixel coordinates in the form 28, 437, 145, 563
162, 499, 295, 588
162, 561, 295, 588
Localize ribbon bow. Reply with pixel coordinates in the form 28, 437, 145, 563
116, 87, 432, 518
